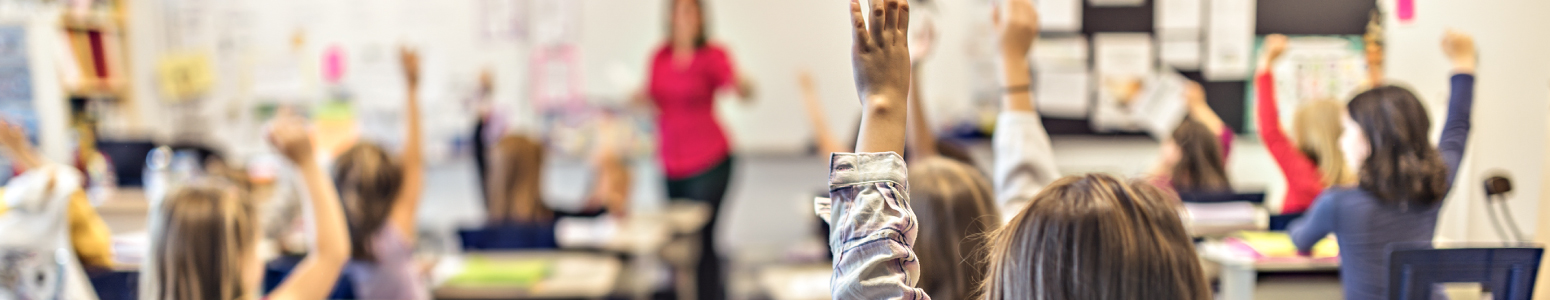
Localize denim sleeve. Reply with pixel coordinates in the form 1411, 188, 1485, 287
815, 152, 931, 300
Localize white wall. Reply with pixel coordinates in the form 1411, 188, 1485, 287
1377, 0, 1550, 242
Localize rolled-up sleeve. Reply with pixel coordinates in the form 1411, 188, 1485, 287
993, 110, 1062, 207
816, 152, 930, 300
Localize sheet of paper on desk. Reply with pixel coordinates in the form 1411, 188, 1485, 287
1036, 0, 1082, 32
555, 217, 619, 247
1203, 0, 1255, 81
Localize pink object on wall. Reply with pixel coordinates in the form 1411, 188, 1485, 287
323, 46, 346, 84
1397, 0, 1415, 23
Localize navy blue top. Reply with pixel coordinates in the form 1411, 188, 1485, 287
1288, 74, 1475, 300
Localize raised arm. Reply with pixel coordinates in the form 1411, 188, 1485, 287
906, 21, 939, 160
0, 119, 45, 170
266, 112, 352, 300
1185, 81, 1227, 136
990, 0, 1061, 206
1438, 30, 1476, 186
823, 0, 928, 299
798, 71, 848, 155
1288, 192, 1339, 253
388, 47, 426, 244
1254, 35, 1324, 213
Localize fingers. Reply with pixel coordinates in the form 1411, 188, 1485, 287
869, 0, 887, 48
851, 0, 872, 53
991, 2, 1001, 28
896, 1, 910, 43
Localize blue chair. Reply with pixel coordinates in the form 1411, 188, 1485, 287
457, 222, 560, 250
263, 255, 356, 299
88, 270, 138, 300
1388, 245, 1543, 300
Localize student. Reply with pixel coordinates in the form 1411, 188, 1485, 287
820, 2, 1210, 299
1288, 30, 1478, 300
0, 120, 108, 300
143, 110, 350, 300
1149, 83, 1234, 198
331, 47, 428, 300
907, 157, 998, 300
1253, 34, 1356, 214
485, 134, 552, 224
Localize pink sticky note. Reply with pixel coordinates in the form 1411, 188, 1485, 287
1397, 0, 1415, 23
322, 46, 346, 84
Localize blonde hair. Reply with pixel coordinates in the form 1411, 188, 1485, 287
982, 173, 1210, 300
488, 135, 552, 223
150, 181, 257, 300
1292, 100, 1356, 186
332, 143, 404, 262
908, 157, 998, 300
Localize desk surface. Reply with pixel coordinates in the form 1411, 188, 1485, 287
1198, 240, 1341, 271
758, 264, 832, 300
433, 251, 623, 299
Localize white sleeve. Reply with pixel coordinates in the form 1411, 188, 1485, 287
993, 111, 1062, 207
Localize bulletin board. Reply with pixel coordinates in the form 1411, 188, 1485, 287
1037, 0, 1378, 135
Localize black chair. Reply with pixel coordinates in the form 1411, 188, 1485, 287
457, 222, 561, 250
1388, 245, 1543, 300
263, 255, 356, 299
88, 270, 137, 300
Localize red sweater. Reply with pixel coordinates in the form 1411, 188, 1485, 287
1255, 72, 1325, 214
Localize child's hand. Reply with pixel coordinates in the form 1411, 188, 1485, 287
1441, 30, 1476, 73
1260, 34, 1289, 68
267, 110, 316, 165
909, 16, 936, 66
1184, 80, 1206, 107
400, 47, 422, 88
993, 0, 1039, 61
0, 118, 27, 154
849, 0, 912, 104
798, 71, 818, 96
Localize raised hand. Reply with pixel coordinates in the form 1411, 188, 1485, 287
909, 15, 936, 66
850, 0, 912, 105
993, 0, 1039, 61
848, 0, 911, 155
1260, 34, 1289, 69
0, 118, 27, 154
267, 109, 316, 165
400, 47, 421, 89
1441, 30, 1476, 74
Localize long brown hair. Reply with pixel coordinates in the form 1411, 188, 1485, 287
488, 135, 553, 223
908, 157, 998, 300
1347, 86, 1448, 208
1293, 99, 1356, 186
1170, 119, 1232, 192
982, 173, 1210, 300
152, 182, 257, 300
333, 143, 405, 262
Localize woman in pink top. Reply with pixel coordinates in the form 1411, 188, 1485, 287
637, 0, 753, 299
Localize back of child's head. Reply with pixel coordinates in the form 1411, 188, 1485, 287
907, 156, 998, 300
492, 135, 552, 223
1169, 118, 1231, 192
332, 143, 404, 262
982, 173, 1209, 300
1346, 85, 1448, 207
151, 181, 258, 300
1292, 99, 1356, 186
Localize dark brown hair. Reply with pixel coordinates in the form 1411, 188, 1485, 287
982, 173, 1210, 300
1170, 118, 1232, 192
153, 182, 257, 300
908, 157, 999, 300
1347, 86, 1448, 208
668, 0, 709, 48
333, 143, 404, 262
488, 135, 553, 223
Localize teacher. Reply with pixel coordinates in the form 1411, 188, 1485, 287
637, 0, 753, 299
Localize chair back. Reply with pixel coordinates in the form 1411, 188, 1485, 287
1389, 246, 1543, 300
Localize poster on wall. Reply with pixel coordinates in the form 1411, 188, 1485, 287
1244, 35, 1368, 132
0, 25, 38, 137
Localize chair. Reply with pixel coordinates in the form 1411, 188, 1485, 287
1388, 245, 1543, 300
88, 270, 138, 300
457, 222, 560, 250
263, 255, 356, 299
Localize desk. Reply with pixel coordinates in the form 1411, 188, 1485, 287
756, 264, 831, 300
433, 251, 623, 299
1198, 240, 1340, 300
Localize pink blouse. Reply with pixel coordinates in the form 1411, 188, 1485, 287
648, 44, 739, 179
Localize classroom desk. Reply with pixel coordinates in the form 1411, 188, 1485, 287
757, 264, 831, 300
1197, 239, 1340, 300
433, 251, 623, 300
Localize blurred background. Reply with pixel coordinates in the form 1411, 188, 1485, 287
1, 0, 1549, 299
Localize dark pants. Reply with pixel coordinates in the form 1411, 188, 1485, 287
665, 156, 734, 300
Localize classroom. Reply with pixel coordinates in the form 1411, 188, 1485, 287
0, 0, 1548, 299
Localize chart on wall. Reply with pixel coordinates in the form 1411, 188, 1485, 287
1244, 35, 1369, 132
0, 25, 38, 138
